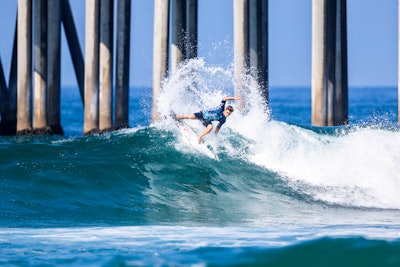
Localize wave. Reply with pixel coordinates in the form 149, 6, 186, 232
1, 58, 400, 227
1, 122, 400, 227
2, 225, 400, 266
0, 128, 288, 227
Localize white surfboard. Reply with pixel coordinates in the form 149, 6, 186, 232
174, 119, 219, 160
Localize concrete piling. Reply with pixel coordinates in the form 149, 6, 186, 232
152, 0, 198, 122
233, 0, 249, 110
17, 0, 33, 134
234, 0, 268, 110
84, 0, 100, 135
0, 58, 6, 111
249, 0, 268, 104
61, 0, 85, 102
171, 0, 186, 73
334, 0, 348, 125
33, 0, 49, 134
186, 0, 198, 59
152, 0, 170, 122
249, 0, 261, 81
0, 17, 18, 135
114, 0, 131, 130
99, 0, 114, 132
312, 0, 348, 126
47, 0, 63, 135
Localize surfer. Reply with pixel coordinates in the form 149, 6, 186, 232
176, 96, 240, 144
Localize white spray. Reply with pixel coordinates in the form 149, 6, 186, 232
156, 58, 400, 210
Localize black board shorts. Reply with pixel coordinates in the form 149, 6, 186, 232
194, 112, 212, 127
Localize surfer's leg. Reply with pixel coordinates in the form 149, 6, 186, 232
176, 114, 196, 120
198, 124, 213, 144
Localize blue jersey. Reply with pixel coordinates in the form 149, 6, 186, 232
198, 100, 227, 128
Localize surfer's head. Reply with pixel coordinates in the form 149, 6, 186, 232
223, 106, 234, 117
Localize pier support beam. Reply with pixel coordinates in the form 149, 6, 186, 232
48, 0, 63, 135
311, 0, 348, 126
152, 0, 170, 122
233, 0, 249, 110
62, 0, 85, 103
115, 0, 131, 130
234, 0, 268, 110
33, 0, 49, 133
152, 0, 197, 122
17, 0, 33, 134
186, 0, 198, 59
249, 0, 268, 105
0, 58, 7, 116
0, 19, 17, 136
84, 0, 100, 135
171, 0, 186, 73
9, 20, 18, 125
99, 0, 114, 132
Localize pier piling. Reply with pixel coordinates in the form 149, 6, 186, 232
186, 0, 198, 59
312, 0, 348, 126
33, 0, 49, 133
233, 0, 249, 110
84, 0, 100, 135
152, 0, 170, 122
152, 0, 198, 122
99, 0, 114, 132
171, 0, 186, 73
0, 43, 17, 135
114, 0, 131, 130
234, 0, 269, 110
17, 0, 33, 134
249, 0, 268, 104
1, 19, 18, 135
0, 58, 6, 112
47, 0, 63, 135
61, 0, 85, 102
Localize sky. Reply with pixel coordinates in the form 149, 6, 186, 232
0, 0, 397, 88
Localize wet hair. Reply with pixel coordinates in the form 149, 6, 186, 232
226, 106, 234, 112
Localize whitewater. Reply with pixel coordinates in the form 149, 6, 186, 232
1, 58, 400, 266
158, 58, 400, 211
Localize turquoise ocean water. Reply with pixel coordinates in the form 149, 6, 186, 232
1, 59, 400, 266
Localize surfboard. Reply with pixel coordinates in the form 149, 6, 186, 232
172, 115, 219, 160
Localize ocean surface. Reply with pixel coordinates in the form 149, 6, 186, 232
1, 59, 400, 266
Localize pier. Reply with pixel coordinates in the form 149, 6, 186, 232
0, 0, 397, 135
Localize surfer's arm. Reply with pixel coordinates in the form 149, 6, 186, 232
223, 96, 240, 102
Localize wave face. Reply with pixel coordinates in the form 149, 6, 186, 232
1, 59, 400, 229
2, 123, 400, 228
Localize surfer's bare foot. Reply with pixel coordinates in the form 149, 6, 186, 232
197, 136, 202, 144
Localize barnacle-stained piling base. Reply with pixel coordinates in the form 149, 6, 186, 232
84, 129, 101, 136
16, 128, 33, 136
33, 126, 53, 135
